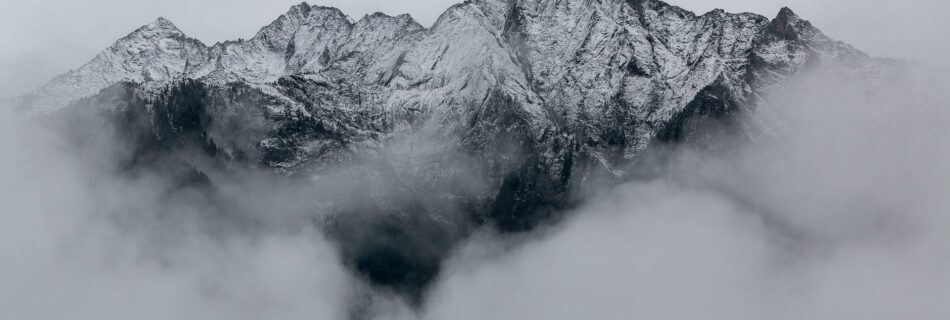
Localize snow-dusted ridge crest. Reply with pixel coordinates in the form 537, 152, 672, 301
13, 0, 910, 295
16, 0, 905, 191
14, 2, 416, 113
18, 0, 875, 113
13, 0, 900, 192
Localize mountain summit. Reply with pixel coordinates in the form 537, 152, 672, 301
19, 0, 905, 299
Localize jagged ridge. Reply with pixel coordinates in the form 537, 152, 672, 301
20, 0, 904, 301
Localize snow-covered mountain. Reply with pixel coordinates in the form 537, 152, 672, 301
18, 0, 906, 297
20, 1, 893, 155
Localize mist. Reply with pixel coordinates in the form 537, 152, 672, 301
415, 68, 950, 319
0, 102, 358, 319
3, 3, 950, 320
3, 63, 948, 319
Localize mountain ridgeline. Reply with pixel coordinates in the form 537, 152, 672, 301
20, 0, 902, 303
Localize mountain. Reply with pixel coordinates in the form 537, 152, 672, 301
17, 0, 905, 300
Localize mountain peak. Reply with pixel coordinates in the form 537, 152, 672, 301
146, 17, 180, 31
275, 2, 350, 26
776, 7, 800, 22
359, 11, 420, 25
767, 7, 809, 40
18, 0, 878, 116
153, 16, 173, 25
124, 16, 186, 41
288, 2, 313, 15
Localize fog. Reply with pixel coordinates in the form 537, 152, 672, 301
3, 1, 950, 319
0, 104, 355, 319
3, 64, 949, 319
418, 69, 950, 319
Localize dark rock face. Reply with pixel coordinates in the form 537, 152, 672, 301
656, 77, 745, 148
768, 7, 805, 41
27, 0, 902, 301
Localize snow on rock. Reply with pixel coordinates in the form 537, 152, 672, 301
18, 1, 896, 177
19, 0, 914, 292
17, 17, 211, 113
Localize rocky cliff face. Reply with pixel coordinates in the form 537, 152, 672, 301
18, 0, 903, 299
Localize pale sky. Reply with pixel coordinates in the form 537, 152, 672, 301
1, 0, 947, 98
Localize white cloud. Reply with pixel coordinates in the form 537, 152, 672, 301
1, 1, 949, 320
414, 68, 950, 320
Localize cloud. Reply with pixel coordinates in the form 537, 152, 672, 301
0, 101, 356, 320
421, 182, 777, 320
1, 2, 949, 320
409, 67, 950, 320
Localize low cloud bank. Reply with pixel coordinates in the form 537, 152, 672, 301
2, 65, 949, 320
416, 68, 950, 319
0, 104, 356, 319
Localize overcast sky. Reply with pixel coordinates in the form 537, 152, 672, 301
1, 0, 947, 99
